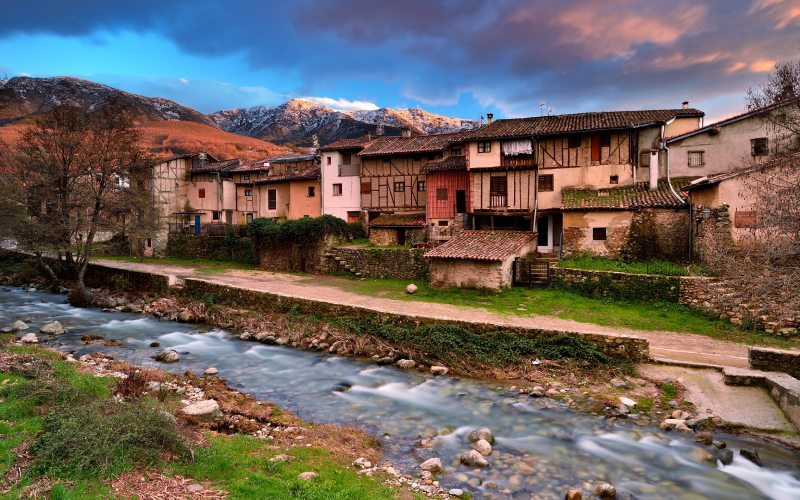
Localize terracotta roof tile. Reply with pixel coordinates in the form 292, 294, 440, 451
358, 132, 468, 157
369, 213, 426, 227
561, 177, 698, 210
320, 137, 372, 152
425, 230, 534, 261
420, 155, 467, 173
190, 158, 240, 173
254, 165, 320, 184
468, 109, 704, 140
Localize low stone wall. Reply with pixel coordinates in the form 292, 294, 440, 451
723, 367, 800, 430
167, 233, 257, 266
82, 263, 170, 292
749, 347, 800, 379
551, 267, 683, 302
321, 246, 429, 281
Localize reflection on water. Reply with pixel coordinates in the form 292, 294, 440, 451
1, 287, 799, 499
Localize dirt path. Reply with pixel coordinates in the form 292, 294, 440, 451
96, 259, 765, 368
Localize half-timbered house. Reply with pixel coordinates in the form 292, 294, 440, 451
252, 154, 321, 220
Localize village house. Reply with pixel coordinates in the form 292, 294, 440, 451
459, 106, 704, 257
667, 99, 799, 177
320, 137, 371, 223
252, 154, 321, 220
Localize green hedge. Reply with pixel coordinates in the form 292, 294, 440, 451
166, 232, 257, 265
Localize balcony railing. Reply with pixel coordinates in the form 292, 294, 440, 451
339, 164, 361, 177
500, 154, 535, 168
489, 194, 508, 208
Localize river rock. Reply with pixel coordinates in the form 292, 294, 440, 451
10, 320, 28, 331
659, 419, 690, 432
594, 482, 616, 498
39, 321, 64, 335
694, 431, 713, 445
152, 348, 180, 363
352, 457, 372, 469
406, 284, 418, 294
331, 382, 352, 392
376, 356, 395, 366
448, 489, 464, 497
204, 367, 218, 376
149, 341, 161, 347
619, 397, 637, 408
717, 448, 734, 465
460, 449, 489, 467
419, 457, 444, 474
740, 448, 762, 466
396, 359, 416, 369
468, 427, 494, 444
610, 377, 628, 389
565, 489, 583, 500
177, 310, 193, 323
20, 332, 38, 343
430, 365, 449, 376
298, 471, 317, 481
473, 438, 492, 456
180, 399, 220, 421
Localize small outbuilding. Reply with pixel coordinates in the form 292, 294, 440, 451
368, 213, 427, 246
425, 230, 536, 290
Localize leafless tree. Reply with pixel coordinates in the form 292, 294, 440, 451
0, 102, 157, 304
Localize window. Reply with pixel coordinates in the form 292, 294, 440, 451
640, 151, 651, 167
246, 213, 254, 224
244, 189, 253, 197
347, 211, 360, 223
538, 174, 554, 192
477, 141, 491, 153
437, 220, 449, 226
342, 153, 351, 165
751, 137, 768, 157
688, 150, 705, 167
609, 175, 619, 184
568, 136, 581, 149
307, 186, 316, 197
428, 154, 436, 160
600, 134, 612, 148
326, 156, 331, 165
436, 188, 448, 201
592, 227, 607, 241
451, 147, 462, 156
490, 176, 507, 195
413, 155, 421, 162
267, 189, 277, 210
243, 174, 251, 182
146, 238, 152, 248
198, 188, 206, 199
332, 183, 342, 196
212, 211, 220, 221
394, 181, 405, 192
417, 181, 426, 192
361, 181, 372, 194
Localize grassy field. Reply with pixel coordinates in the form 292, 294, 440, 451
0, 339, 396, 499
557, 255, 706, 276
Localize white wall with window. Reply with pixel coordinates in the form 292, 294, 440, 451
321, 150, 362, 220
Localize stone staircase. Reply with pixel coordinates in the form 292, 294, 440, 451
516, 252, 559, 286
324, 250, 362, 277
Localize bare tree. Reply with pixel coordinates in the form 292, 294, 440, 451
0, 102, 157, 303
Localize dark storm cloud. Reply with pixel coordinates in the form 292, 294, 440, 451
1, 0, 798, 117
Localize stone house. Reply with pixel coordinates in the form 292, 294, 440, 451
459, 107, 704, 256
425, 230, 536, 290
320, 137, 371, 223
367, 213, 427, 246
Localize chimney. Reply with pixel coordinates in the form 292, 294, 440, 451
401, 127, 412, 138
682, 101, 689, 110
487, 113, 494, 124
366, 132, 372, 141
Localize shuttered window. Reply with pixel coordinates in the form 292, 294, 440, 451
361, 182, 371, 194
490, 176, 507, 196
436, 188, 448, 201
198, 188, 205, 198
538, 174, 554, 192
688, 151, 705, 167
268, 189, 277, 210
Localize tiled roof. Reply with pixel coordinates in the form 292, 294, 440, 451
229, 154, 318, 173
267, 153, 318, 163
467, 109, 704, 140
420, 155, 467, 173
668, 98, 798, 142
561, 177, 699, 210
358, 132, 468, 157
190, 158, 240, 173
687, 152, 800, 191
156, 152, 218, 164
254, 165, 320, 184
369, 213, 426, 227
425, 230, 534, 261
320, 137, 372, 152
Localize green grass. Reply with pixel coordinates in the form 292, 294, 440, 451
660, 382, 679, 403
557, 254, 704, 276
98, 255, 257, 275
336, 238, 412, 251
0, 340, 395, 499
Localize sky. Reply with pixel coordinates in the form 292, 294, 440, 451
0, 0, 798, 123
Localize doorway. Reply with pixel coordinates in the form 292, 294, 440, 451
397, 229, 406, 246
193, 215, 201, 234
536, 216, 548, 247
455, 190, 467, 213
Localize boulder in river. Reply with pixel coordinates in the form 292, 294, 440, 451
180, 399, 220, 421
448, 489, 464, 497
39, 321, 64, 335
717, 448, 734, 465
20, 333, 38, 344
740, 448, 762, 467
352, 457, 372, 469
152, 348, 180, 363
593, 482, 616, 498
473, 438, 492, 456
10, 320, 28, 331
204, 367, 218, 376
395, 359, 416, 369
565, 489, 583, 500
459, 449, 489, 468
331, 382, 352, 392
177, 310, 193, 323
430, 365, 448, 376
419, 457, 444, 474
468, 427, 494, 444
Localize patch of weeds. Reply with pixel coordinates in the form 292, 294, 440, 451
200, 292, 220, 307
636, 398, 654, 413
660, 382, 678, 403
271, 407, 283, 417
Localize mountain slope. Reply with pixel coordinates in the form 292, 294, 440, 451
350, 107, 479, 135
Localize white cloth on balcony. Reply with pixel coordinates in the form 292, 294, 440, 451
501, 139, 532, 156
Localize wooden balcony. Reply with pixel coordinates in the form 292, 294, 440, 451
490, 194, 507, 208
500, 154, 535, 168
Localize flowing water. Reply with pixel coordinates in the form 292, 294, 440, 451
2, 287, 800, 499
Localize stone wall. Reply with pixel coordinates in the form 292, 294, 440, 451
692, 205, 733, 264
166, 233, 257, 266
749, 347, 800, 379
429, 258, 514, 291
322, 246, 429, 280
551, 267, 683, 302
368, 227, 425, 246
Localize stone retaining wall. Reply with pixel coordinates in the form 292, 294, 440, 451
749, 347, 800, 379
551, 267, 683, 302
180, 278, 649, 362
321, 246, 429, 281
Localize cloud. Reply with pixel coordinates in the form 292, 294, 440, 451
750, 59, 776, 72
302, 96, 379, 111
178, 77, 189, 84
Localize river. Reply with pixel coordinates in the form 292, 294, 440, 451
2, 287, 799, 499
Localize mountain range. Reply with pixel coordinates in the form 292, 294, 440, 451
0, 76, 479, 157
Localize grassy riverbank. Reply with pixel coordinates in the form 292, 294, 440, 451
0, 338, 396, 499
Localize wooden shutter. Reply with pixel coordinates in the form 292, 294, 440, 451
591, 136, 601, 162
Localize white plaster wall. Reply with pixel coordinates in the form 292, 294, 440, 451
322, 151, 362, 220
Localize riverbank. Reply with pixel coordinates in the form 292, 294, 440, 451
2, 286, 800, 498
0, 337, 412, 498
